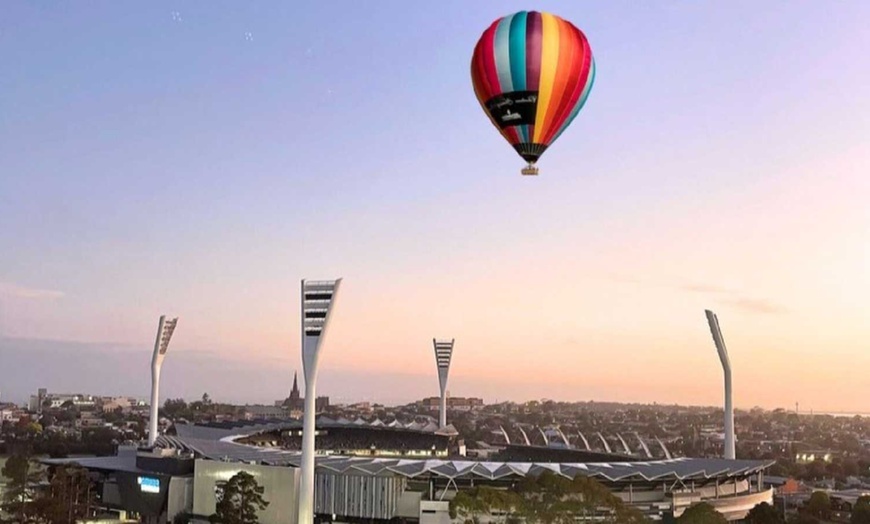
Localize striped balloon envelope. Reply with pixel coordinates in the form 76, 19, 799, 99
471, 11, 595, 175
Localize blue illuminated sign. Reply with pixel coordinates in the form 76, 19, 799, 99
138, 476, 160, 494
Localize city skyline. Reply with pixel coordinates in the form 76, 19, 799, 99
1, 1, 869, 413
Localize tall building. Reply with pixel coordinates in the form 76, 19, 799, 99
34, 388, 47, 413
283, 371, 303, 411
280, 371, 329, 414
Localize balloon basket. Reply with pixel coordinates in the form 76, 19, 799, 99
521, 164, 539, 176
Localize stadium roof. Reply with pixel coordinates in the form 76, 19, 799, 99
173, 418, 454, 442
50, 437, 773, 483
311, 456, 773, 482
147, 432, 773, 483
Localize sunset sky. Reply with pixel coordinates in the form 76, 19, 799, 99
1, 1, 868, 411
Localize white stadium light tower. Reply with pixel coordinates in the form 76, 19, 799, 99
706, 309, 736, 460
149, 315, 178, 447
298, 279, 341, 524
432, 338, 455, 428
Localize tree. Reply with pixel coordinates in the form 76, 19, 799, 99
842, 458, 861, 479
46, 440, 70, 459
209, 471, 269, 524
13, 420, 44, 439
38, 414, 57, 429
678, 503, 728, 524
515, 471, 575, 523
512, 472, 645, 524
102, 408, 123, 424
1, 452, 39, 522
30, 465, 97, 524
826, 461, 844, 480
450, 489, 488, 522
806, 460, 827, 480
162, 398, 192, 420
450, 486, 520, 523
747, 502, 784, 524
851, 496, 870, 524
806, 491, 831, 520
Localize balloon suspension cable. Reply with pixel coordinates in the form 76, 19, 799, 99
521, 162, 539, 176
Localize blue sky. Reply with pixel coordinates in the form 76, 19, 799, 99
1, 2, 868, 409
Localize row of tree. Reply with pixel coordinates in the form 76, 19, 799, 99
162, 394, 240, 424
766, 456, 870, 483
1, 453, 96, 524
800, 491, 870, 524
742, 492, 870, 524
450, 471, 646, 523
450, 477, 870, 524
0, 423, 124, 458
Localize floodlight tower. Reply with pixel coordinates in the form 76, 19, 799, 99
148, 315, 178, 447
298, 279, 341, 524
432, 338, 455, 428
706, 309, 735, 460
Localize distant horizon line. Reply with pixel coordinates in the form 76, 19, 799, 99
4, 389, 867, 417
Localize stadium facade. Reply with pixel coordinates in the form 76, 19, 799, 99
47, 419, 773, 524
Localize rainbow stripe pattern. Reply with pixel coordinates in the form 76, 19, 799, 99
471, 11, 595, 166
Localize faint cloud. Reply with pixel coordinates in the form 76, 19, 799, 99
679, 282, 787, 314
0, 281, 64, 300
680, 283, 732, 294
722, 298, 788, 315
171, 11, 182, 22
244, 32, 253, 42
604, 275, 786, 315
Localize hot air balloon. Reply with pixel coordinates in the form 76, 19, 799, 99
471, 11, 595, 175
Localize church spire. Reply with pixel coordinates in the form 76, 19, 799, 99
292, 371, 299, 397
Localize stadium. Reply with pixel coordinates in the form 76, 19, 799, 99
46, 417, 774, 523
41, 297, 773, 522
